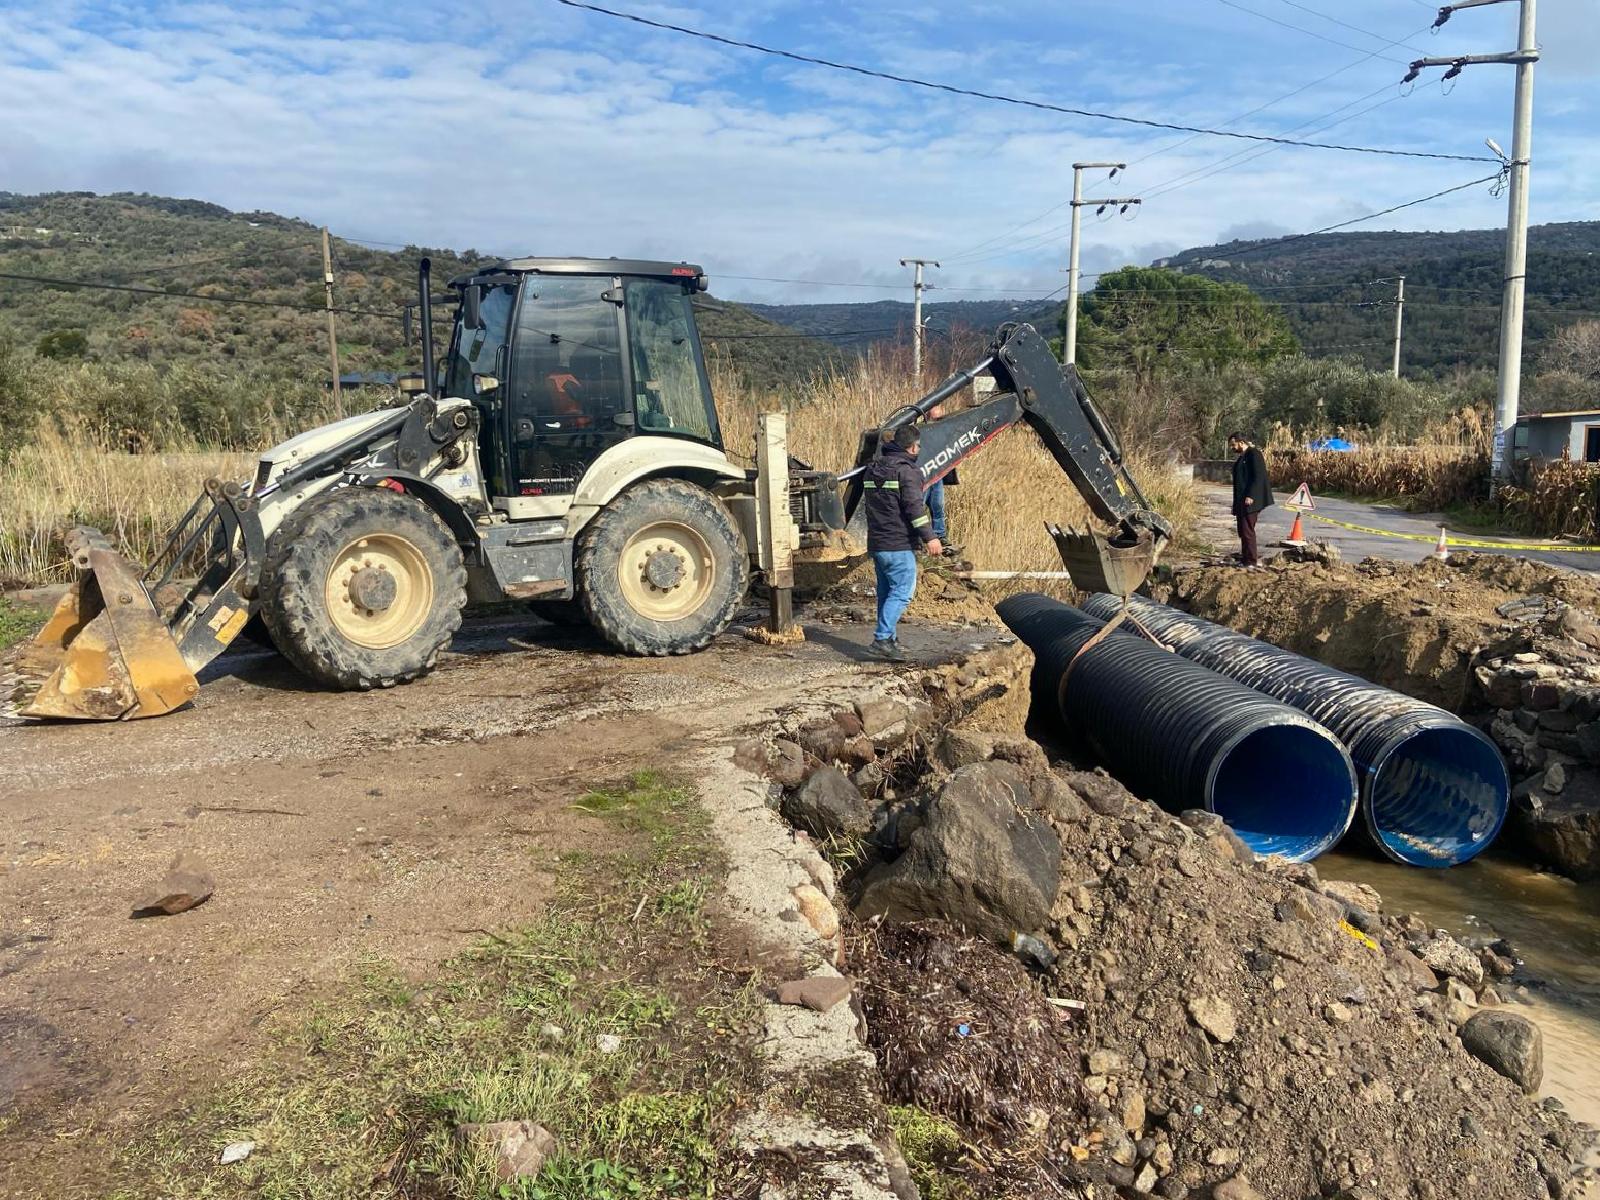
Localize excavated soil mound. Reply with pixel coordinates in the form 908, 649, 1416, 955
1152, 554, 1600, 710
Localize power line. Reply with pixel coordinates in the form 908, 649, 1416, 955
551, 0, 1495, 164
1270, 0, 1432, 56
1209, 0, 1413, 62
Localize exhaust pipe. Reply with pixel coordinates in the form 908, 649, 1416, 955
418, 256, 435, 393
1079, 593, 1509, 868
997, 594, 1358, 863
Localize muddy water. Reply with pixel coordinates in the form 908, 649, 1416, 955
1321, 850, 1600, 1132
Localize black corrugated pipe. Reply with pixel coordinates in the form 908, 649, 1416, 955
997, 594, 1358, 863
1079, 593, 1509, 869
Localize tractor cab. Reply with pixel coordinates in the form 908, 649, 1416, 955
442, 258, 723, 520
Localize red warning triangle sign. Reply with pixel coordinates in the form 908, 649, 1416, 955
1286, 481, 1316, 511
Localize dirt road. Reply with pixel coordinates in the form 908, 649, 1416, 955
0, 608, 1002, 1192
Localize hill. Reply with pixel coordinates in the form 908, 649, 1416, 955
0, 192, 841, 392
745, 298, 1062, 350
1154, 221, 1600, 377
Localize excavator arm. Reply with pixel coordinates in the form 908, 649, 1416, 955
841, 321, 1172, 594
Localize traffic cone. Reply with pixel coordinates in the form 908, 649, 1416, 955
1433, 527, 1450, 561
1283, 511, 1307, 547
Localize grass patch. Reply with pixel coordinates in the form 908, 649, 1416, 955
0, 597, 44, 651
889, 1105, 972, 1200
98, 771, 762, 1200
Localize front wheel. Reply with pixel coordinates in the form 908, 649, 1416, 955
577, 479, 748, 656
260, 487, 467, 690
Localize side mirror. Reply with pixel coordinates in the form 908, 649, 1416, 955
472, 375, 500, 395
463, 285, 483, 330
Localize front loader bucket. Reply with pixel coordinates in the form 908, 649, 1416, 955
19, 529, 199, 721
1049, 523, 1164, 599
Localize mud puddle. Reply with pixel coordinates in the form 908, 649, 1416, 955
1323, 850, 1600, 1130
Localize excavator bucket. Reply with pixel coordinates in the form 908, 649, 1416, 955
18, 529, 199, 721
1048, 523, 1164, 599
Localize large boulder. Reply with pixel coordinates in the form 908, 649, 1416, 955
1512, 766, 1600, 879
1459, 1010, 1543, 1094
856, 761, 1061, 943
783, 766, 873, 841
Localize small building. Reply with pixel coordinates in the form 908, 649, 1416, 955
1513, 409, 1600, 464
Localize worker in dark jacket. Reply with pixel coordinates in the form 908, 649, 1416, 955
1228, 432, 1273, 567
862, 424, 943, 661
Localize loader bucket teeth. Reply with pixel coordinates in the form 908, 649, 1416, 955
1049, 524, 1162, 599
19, 533, 199, 721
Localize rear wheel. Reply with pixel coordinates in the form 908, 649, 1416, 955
577, 478, 748, 655
260, 487, 467, 690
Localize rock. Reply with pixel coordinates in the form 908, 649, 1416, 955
1320, 879, 1381, 914
1121, 1088, 1147, 1136
1088, 1048, 1125, 1075
935, 727, 997, 770
1067, 769, 1130, 817
539, 1022, 566, 1043
851, 760, 887, 794
1511, 770, 1600, 880
796, 720, 846, 764
1135, 1161, 1160, 1194
1324, 1002, 1354, 1025
1186, 995, 1237, 1044
840, 735, 877, 769
856, 697, 910, 739
783, 766, 872, 841
596, 1033, 623, 1054
792, 883, 839, 941
456, 1120, 558, 1180
218, 1140, 254, 1165
132, 851, 214, 917
768, 739, 809, 787
1212, 1175, 1265, 1200
1459, 1010, 1543, 1093
776, 974, 853, 1012
1417, 936, 1485, 988
856, 762, 1062, 944
1275, 890, 1342, 926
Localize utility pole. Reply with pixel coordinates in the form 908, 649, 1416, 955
1065, 162, 1141, 365
899, 258, 939, 385
1391, 275, 1406, 379
321, 227, 343, 417
1404, 0, 1537, 483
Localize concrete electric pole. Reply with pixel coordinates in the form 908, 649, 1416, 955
899, 258, 939, 385
1405, 0, 1538, 483
321, 227, 344, 417
1391, 275, 1406, 379
1065, 162, 1141, 365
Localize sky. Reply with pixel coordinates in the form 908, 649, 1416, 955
1, 0, 1596, 304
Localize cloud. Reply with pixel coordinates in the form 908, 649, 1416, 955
0, 0, 1591, 304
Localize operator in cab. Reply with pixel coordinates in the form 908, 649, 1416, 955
862, 424, 943, 662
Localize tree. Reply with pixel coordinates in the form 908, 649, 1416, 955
1071, 267, 1298, 379
35, 329, 88, 360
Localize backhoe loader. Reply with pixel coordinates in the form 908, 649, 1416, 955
13, 255, 1170, 720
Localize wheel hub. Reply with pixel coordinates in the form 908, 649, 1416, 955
347, 565, 397, 613
644, 547, 687, 590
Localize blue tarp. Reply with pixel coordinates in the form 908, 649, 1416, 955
1308, 437, 1357, 452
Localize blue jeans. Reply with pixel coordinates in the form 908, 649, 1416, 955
872, 550, 917, 642
925, 480, 947, 540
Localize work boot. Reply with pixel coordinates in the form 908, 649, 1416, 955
869, 638, 907, 662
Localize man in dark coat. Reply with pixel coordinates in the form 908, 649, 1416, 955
1228, 432, 1273, 567
862, 424, 943, 660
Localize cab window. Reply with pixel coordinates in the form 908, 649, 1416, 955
625, 279, 720, 446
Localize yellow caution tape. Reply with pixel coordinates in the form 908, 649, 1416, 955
1302, 511, 1600, 552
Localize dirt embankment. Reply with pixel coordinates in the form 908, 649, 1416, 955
1153, 554, 1600, 711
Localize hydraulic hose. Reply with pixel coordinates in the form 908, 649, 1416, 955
1079, 593, 1509, 868
997, 594, 1358, 863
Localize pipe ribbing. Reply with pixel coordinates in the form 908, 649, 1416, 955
1079, 593, 1509, 868
997, 594, 1358, 863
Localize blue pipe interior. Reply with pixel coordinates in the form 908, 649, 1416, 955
1208, 725, 1357, 863
1367, 727, 1510, 868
